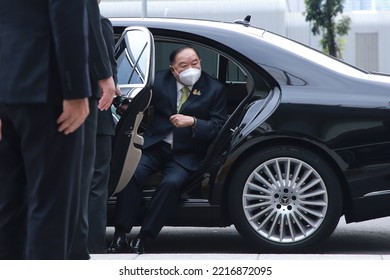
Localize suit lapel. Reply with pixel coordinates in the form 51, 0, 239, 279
167, 76, 178, 113
179, 88, 197, 112
179, 73, 206, 112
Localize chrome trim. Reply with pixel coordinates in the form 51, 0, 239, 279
364, 190, 390, 197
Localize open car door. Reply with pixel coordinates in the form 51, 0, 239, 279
108, 26, 155, 197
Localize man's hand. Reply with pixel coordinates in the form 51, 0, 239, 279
57, 98, 89, 135
98, 76, 116, 111
170, 114, 195, 128
115, 84, 122, 96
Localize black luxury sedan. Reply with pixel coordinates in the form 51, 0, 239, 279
107, 16, 390, 253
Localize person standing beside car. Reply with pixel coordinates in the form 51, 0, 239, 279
108, 46, 228, 254
69, 0, 116, 260
87, 0, 121, 254
0, 0, 90, 259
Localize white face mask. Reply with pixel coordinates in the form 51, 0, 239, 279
177, 67, 201, 86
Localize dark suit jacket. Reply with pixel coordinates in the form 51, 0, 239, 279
97, 15, 117, 136
144, 70, 228, 171
0, 0, 91, 104
87, 0, 113, 98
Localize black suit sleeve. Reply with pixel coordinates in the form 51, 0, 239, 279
50, 0, 91, 100
87, 0, 112, 83
100, 16, 117, 84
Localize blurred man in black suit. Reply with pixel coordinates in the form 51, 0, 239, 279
0, 0, 90, 259
87, 0, 121, 254
69, 0, 116, 260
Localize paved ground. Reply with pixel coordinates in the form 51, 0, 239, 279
91, 253, 390, 260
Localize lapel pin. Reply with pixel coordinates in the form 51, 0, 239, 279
192, 89, 201, 96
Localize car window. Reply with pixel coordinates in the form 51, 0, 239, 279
154, 41, 248, 83
116, 49, 143, 85
116, 29, 150, 87
226, 59, 247, 83
154, 42, 217, 77
154, 41, 257, 114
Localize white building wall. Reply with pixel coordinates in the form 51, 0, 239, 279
101, 0, 390, 73
285, 13, 322, 52
286, 11, 390, 73
100, 0, 286, 35
347, 12, 390, 73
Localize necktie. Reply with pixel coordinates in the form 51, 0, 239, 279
177, 86, 189, 112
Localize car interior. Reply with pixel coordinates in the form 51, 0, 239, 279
136, 40, 251, 194
111, 33, 271, 201
154, 41, 251, 115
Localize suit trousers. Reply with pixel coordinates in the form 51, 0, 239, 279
115, 141, 192, 239
0, 104, 84, 259
69, 98, 98, 259
87, 134, 112, 253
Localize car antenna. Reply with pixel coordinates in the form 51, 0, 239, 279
233, 15, 251, 27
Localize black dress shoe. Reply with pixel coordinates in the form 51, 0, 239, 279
129, 238, 145, 254
107, 236, 129, 253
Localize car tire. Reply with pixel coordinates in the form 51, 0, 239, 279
228, 145, 343, 253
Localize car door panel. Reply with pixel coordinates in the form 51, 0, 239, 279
108, 26, 155, 197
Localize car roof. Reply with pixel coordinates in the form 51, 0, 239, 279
110, 16, 265, 33
111, 17, 390, 85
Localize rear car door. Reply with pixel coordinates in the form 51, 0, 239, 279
108, 26, 155, 196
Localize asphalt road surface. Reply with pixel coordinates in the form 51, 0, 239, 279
105, 216, 390, 255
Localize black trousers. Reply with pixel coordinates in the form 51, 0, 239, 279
115, 141, 192, 239
0, 104, 84, 259
87, 134, 112, 253
69, 98, 98, 259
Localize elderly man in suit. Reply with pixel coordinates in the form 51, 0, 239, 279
108, 46, 228, 254
0, 0, 90, 259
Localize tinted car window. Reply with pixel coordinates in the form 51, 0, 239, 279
155, 41, 247, 83
226, 59, 247, 83
116, 30, 150, 86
